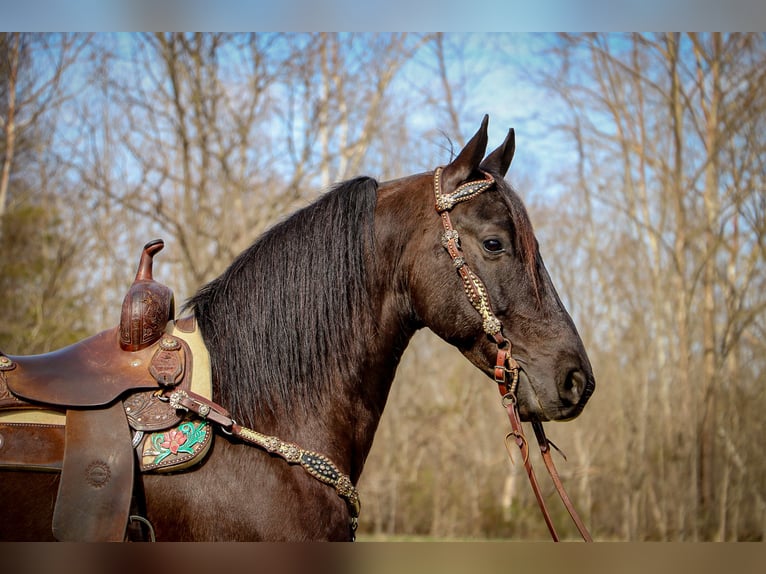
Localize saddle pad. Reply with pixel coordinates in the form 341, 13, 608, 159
171, 317, 212, 402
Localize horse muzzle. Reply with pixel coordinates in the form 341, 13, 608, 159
515, 366, 595, 422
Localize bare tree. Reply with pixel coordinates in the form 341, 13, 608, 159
0, 33, 19, 223
0, 33, 94, 353
535, 32, 766, 540
64, 33, 431, 313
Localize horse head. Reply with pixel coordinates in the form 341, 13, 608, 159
402, 116, 595, 422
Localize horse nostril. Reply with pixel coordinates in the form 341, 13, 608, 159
562, 369, 586, 404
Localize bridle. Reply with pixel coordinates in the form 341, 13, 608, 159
433, 166, 593, 542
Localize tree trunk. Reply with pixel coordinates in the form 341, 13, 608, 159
0, 33, 20, 225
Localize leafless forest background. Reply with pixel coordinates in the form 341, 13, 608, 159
1, 33, 764, 540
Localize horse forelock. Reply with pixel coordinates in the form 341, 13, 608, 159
187, 177, 379, 425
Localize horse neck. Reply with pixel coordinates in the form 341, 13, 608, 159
246, 281, 417, 484
252, 177, 426, 483
332, 176, 433, 479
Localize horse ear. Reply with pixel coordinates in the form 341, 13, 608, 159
441, 115, 489, 191
480, 128, 515, 177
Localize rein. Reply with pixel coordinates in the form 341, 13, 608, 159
433, 167, 593, 542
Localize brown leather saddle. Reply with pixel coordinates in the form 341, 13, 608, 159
0, 239, 213, 541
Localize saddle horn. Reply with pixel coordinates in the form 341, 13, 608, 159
119, 239, 175, 351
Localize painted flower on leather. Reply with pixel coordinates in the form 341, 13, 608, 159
161, 429, 187, 454
145, 421, 209, 465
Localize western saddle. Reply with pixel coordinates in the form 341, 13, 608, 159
0, 239, 213, 541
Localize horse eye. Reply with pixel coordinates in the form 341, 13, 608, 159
483, 239, 505, 253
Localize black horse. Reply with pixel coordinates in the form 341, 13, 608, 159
0, 117, 594, 540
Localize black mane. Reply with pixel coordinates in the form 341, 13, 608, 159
187, 177, 378, 425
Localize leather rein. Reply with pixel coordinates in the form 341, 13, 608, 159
433, 166, 593, 542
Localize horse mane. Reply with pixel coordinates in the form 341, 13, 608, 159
186, 177, 378, 425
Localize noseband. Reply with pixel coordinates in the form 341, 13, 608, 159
433, 167, 593, 542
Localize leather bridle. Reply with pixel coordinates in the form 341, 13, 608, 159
433, 166, 593, 542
